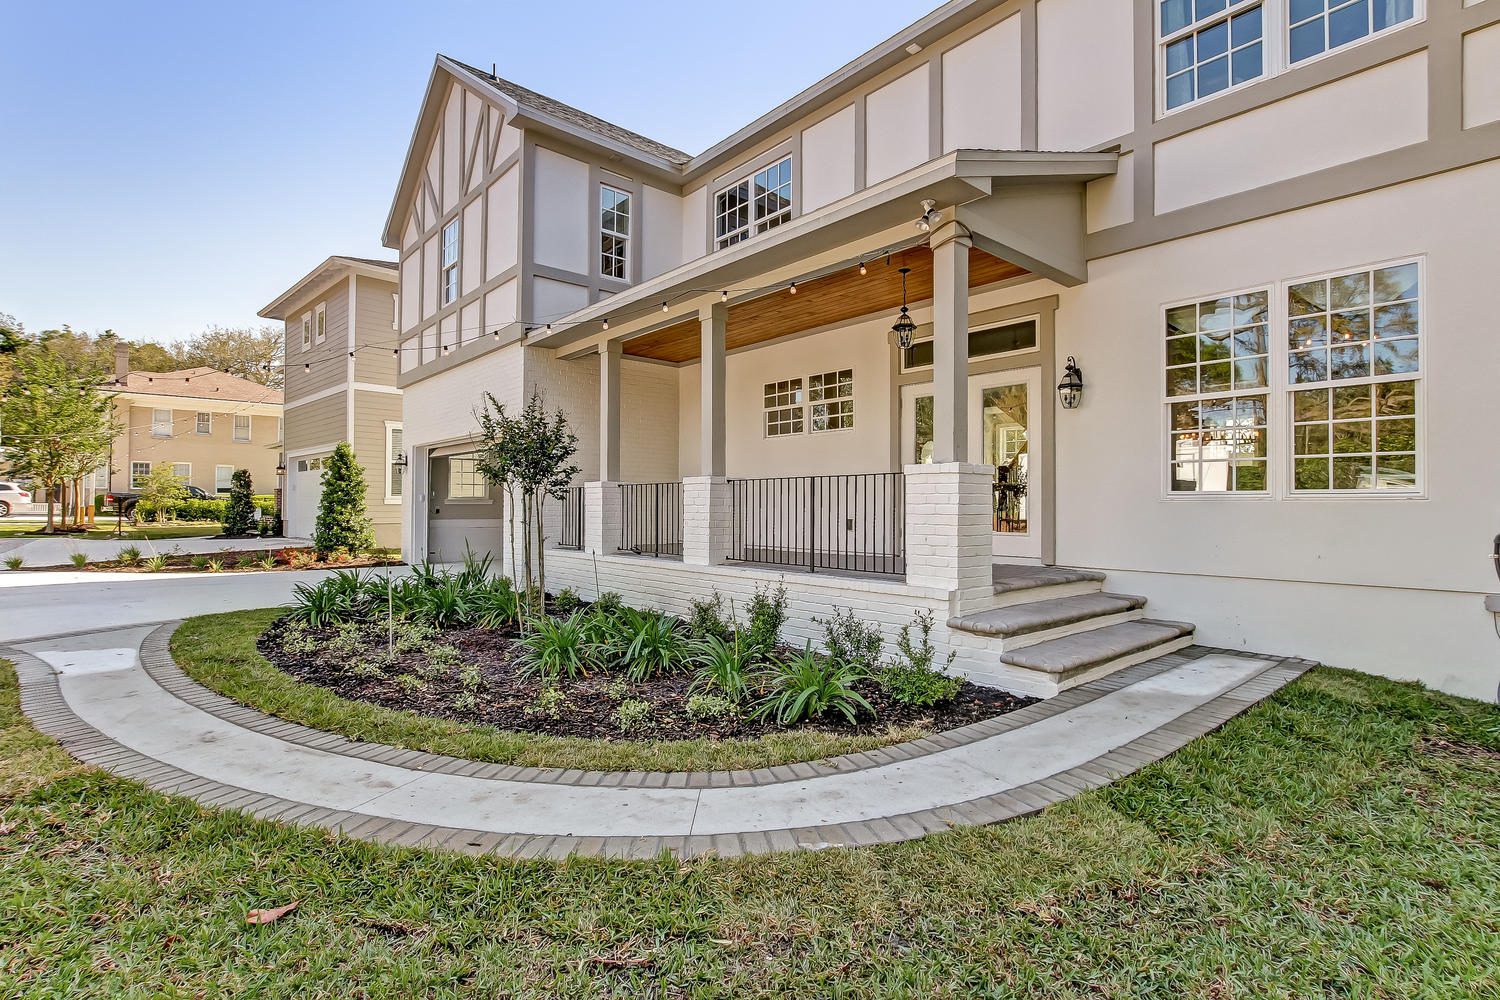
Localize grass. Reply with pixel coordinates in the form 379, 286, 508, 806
170, 610, 931, 772
0, 522, 224, 541
3, 656, 1497, 997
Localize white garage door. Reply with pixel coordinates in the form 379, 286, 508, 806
287, 457, 324, 539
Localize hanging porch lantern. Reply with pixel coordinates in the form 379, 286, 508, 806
1057, 356, 1085, 410
891, 266, 917, 350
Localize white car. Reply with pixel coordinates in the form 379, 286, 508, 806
0, 481, 36, 517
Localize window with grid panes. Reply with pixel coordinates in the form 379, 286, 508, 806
716, 156, 792, 249
1160, 0, 1266, 112
808, 369, 853, 432
600, 185, 630, 280
763, 378, 804, 437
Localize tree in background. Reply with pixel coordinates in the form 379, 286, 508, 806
137, 464, 187, 524
222, 468, 256, 536
312, 442, 374, 556
0, 349, 117, 532
171, 325, 284, 388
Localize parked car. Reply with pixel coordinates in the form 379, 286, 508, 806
103, 484, 213, 520
0, 481, 36, 517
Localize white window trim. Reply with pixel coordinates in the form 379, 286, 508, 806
1160, 282, 1276, 501
392, 292, 399, 330
130, 462, 151, 489
233, 413, 252, 442
172, 462, 192, 484
384, 421, 404, 505
807, 369, 855, 435
1155, 0, 1424, 119
215, 465, 235, 494
195, 411, 212, 435
314, 302, 327, 345
899, 316, 1044, 374
151, 409, 172, 438
441, 219, 460, 306
301, 312, 312, 352
445, 454, 487, 502
600, 183, 631, 281
714, 154, 794, 251
1281, 255, 1426, 501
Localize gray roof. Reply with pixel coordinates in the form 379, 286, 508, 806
336, 255, 397, 270
448, 58, 691, 166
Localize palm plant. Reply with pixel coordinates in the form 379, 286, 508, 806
754, 645, 874, 726
517, 612, 593, 680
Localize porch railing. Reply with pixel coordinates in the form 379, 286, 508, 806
556, 485, 583, 551
728, 473, 905, 576
618, 481, 682, 557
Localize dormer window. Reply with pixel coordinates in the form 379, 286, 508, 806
715, 156, 793, 249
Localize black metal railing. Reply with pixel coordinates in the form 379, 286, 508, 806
728, 472, 905, 575
618, 481, 682, 557
556, 486, 583, 550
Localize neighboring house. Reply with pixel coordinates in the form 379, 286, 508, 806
102, 343, 283, 499
258, 256, 403, 548
380, 1, 1500, 702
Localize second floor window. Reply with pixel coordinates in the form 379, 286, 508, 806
234, 414, 251, 442
195, 412, 212, 435
1160, 0, 1265, 112
151, 409, 172, 438
441, 220, 460, 305
600, 185, 630, 280
1289, 0, 1417, 63
716, 156, 793, 249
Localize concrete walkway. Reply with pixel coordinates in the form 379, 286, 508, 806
0, 533, 311, 569
4, 621, 1313, 859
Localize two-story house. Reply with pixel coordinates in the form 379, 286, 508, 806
102, 343, 282, 499
259, 256, 403, 548
382, 0, 1500, 702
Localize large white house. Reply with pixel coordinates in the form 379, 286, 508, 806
382, 0, 1500, 701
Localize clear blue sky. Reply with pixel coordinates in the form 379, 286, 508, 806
1, 0, 930, 346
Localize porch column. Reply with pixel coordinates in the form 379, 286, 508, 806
930, 222, 971, 464
583, 480, 622, 556
598, 340, 622, 482
904, 463, 994, 613
685, 301, 730, 565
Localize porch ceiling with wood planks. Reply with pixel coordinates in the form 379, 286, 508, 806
621, 246, 1029, 364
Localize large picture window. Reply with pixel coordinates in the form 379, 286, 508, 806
1160, 0, 1265, 111
1164, 290, 1270, 493
1288, 260, 1420, 492
715, 156, 793, 249
600, 185, 630, 280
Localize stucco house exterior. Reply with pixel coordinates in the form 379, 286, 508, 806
383, 0, 1500, 702
102, 343, 283, 499
259, 256, 403, 548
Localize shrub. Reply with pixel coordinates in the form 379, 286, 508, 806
190, 556, 209, 570
396, 673, 427, 693
552, 587, 581, 614
453, 692, 479, 714
286, 575, 359, 627
616, 609, 692, 682
134, 495, 277, 523
4, 556, 22, 571
277, 622, 319, 655
687, 592, 733, 641
591, 591, 624, 616
878, 609, 961, 708
458, 664, 483, 691
685, 693, 737, 722
525, 685, 566, 720
255, 554, 276, 571
745, 583, 788, 655
470, 577, 520, 630
417, 577, 473, 628
235, 554, 256, 569
221, 469, 256, 535
690, 633, 756, 705
143, 554, 169, 572
517, 612, 592, 680
426, 644, 464, 671
614, 699, 653, 735
312, 441, 375, 556
605, 679, 630, 702
117, 545, 142, 566
755, 645, 873, 726
137, 464, 187, 523
816, 607, 884, 671
69, 552, 88, 568
206, 558, 224, 573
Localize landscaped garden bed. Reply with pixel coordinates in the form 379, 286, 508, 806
250, 556, 1033, 750
7, 546, 401, 573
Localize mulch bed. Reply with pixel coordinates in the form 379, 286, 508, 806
258, 616, 1037, 742
21, 551, 402, 574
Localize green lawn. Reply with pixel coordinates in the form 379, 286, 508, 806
3, 653, 1497, 997
170, 609, 932, 772
0, 522, 224, 541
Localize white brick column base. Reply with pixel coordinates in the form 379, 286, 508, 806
683, 476, 731, 566
584, 481, 623, 555
903, 463, 993, 612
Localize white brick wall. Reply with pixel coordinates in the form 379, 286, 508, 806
903, 463, 995, 613
583, 480, 622, 554
682, 476, 731, 565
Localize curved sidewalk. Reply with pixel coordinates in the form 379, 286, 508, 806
5, 622, 1312, 859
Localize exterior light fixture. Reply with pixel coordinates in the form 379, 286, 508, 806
916, 199, 942, 234
391, 452, 409, 470
602, 318, 610, 331
858, 260, 867, 276
303, 363, 310, 373
661, 301, 669, 313
1057, 356, 1085, 410
720, 290, 728, 303
788, 281, 797, 294
275, 457, 287, 477
891, 266, 917, 350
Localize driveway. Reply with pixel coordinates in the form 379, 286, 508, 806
0, 565, 410, 644
0, 534, 313, 569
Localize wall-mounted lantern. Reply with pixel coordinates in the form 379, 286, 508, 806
1057, 356, 1085, 410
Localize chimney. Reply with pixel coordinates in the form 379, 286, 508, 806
114, 342, 129, 381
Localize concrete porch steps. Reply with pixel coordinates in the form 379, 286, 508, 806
999, 619, 1196, 684
948, 593, 1149, 649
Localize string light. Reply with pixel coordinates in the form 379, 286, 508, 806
661, 301, 669, 313
788, 281, 797, 295
303, 363, 310, 373
721, 290, 728, 303
858, 260, 867, 276
602, 318, 610, 331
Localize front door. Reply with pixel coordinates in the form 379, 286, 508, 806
900, 366, 1043, 560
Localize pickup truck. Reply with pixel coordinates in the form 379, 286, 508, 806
103, 484, 213, 519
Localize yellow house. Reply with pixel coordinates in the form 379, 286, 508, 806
102, 343, 284, 499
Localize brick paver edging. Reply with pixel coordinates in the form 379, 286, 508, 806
5, 625, 1316, 859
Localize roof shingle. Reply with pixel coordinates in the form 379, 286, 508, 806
107, 367, 284, 405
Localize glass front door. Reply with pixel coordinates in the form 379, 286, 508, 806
901, 367, 1043, 560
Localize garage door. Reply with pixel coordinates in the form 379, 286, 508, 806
287, 457, 325, 540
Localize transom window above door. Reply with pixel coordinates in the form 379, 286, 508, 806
901, 318, 1038, 372
715, 156, 793, 249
